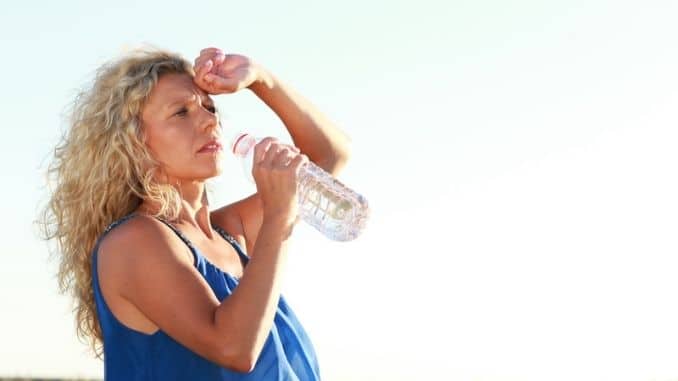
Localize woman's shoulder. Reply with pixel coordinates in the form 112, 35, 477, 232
100, 214, 168, 249
97, 214, 193, 271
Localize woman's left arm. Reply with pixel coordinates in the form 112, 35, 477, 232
248, 70, 350, 176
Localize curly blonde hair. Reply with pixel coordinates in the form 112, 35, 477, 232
37, 48, 197, 358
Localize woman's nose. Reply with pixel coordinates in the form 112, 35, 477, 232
200, 108, 218, 131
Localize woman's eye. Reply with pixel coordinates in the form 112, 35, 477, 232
173, 105, 215, 117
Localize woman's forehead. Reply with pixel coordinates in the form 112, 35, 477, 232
148, 73, 210, 107
141, 73, 213, 122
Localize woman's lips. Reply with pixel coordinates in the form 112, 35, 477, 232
198, 141, 223, 153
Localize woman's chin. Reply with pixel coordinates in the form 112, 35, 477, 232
181, 168, 219, 182
202, 166, 224, 180
178, 162, 224, 182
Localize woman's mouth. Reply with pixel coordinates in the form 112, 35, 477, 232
198, 140, 223, 153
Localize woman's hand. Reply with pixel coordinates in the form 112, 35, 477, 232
251, 138, 308, 226
193, 47, 263, 94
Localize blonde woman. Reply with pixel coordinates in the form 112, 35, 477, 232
39, 47, 349, 380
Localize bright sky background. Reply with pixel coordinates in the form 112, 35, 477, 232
1, 0, 677, 380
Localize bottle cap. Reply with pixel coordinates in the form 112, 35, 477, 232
231, 132, 255, 157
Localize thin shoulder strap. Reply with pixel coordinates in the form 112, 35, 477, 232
212, 225, 250, 265
102, 213, 138, 235
101, 213, 196, 251
151, 216, 199, 253
102, 213, 249, 266
144, 215, 249, 265
94, 213, 139, 258
94, 212, 139, 266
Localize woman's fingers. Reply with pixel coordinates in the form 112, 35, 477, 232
194, 50, 234, 94
252, 139, 303, 171
195, 59, 213, 80
251, 139, 307, 221
260, 144, 283, 169
200, 47, 223, 56
196, 48, 223, 67
252, 138, 278, 167
202, 73, 244, 94
213, 52, 226, 66
194, 52, 213, 70
289, 153, 308, 174
272, 147, 294, 167
194, 51, 257, 95
194, 49, 225, 74
195, 55, 221, 71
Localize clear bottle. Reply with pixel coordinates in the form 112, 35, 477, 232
231, 133, 370, 241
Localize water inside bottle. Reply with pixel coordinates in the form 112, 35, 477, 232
297, 163, 369, 241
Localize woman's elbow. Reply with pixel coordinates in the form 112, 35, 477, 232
229, 358, 257, 374
217, 344, 260, 373
322, 148, 351, 176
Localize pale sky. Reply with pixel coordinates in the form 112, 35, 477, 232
1, 1, 678, 380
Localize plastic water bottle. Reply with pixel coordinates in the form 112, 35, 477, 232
231, 133, 370, 241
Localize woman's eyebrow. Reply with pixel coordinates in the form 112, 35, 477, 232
165, 95, 213, 110
165, 96, 193, 110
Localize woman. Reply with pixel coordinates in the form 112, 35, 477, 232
39, 46, 350, 380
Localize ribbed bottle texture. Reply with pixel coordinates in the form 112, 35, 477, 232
231, 133, 369, 241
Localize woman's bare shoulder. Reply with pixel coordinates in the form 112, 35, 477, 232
97, 214, 192, 272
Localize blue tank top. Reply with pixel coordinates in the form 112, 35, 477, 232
91, 213, 321, 380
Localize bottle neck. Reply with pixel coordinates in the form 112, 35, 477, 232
232, 133, 257, 158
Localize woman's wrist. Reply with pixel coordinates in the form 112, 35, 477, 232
260, 213, 297, 241
248, 65, 275, 94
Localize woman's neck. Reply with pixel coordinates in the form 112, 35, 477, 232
136, 181, 215, 239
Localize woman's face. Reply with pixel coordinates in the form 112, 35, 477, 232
141, 73, 223, 184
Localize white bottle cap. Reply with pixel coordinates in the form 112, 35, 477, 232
231, 132, 256, 157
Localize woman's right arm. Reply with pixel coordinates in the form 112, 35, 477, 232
98, 139, 306, 372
